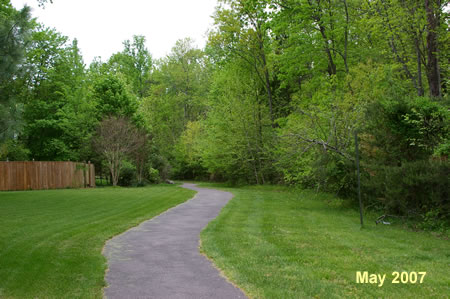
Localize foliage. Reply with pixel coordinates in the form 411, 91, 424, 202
0, 138, 29, 161
199, 61, 275, 184
0, 1, 33, 85
147, 149, 171, 181
0, 98, 24, 142
172, 121, 207, 179
108, 35, 152, 98
118, 160, 136, 187
22, 28, 96, 161
147, 167, 160, 184
0, 1, 34, 145
362, 160, 449, 223
141, 38, 210, 173
363, 96, 449, 164
92, 73, 138, 119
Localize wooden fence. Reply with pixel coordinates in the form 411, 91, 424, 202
0, 161, 95, 191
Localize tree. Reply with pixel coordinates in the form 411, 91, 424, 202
130, 129, 150, 184
108, 35, 153, 98
0, 1, 34, 145
92, 73, 138, 119
162, 38, 208, 123
0, 1, 33, 85
173, 121, 207, 179
424, 0, 443, 98
141, 39, 209, 173
363, 0, 447, 98
92, 116, 142, 186
199, 61, 274, 184
210, 0, 277, 124
22, 27, 95, 161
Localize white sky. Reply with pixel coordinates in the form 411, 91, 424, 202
11, 0, 218, 65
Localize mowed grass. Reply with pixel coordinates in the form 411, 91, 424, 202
199, 183, 450, 298
0, 185, 195, 298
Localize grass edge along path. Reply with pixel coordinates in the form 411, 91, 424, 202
199, 183, 450, 299
0, 185, 195, 298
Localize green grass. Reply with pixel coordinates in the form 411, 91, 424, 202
199, 183, 450, 298
0, 185, 195, 298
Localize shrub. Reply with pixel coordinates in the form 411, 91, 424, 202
312, 152, 356, 197
362, 160, 449, 224
363, 97, 448, 164
147, 167, 160, 184
0, 139, 30, 161
148, 153, 170, 181
118, 161, 136, 186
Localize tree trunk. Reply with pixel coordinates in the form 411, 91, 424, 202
308, 0, 337, 76
256, 22, 275, 126
424, 0, 442, 98
319, 24, 337, 76
415, 37, 424, 96
342, 0, 349, 73
378, 0, 420, 95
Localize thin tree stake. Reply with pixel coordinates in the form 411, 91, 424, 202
355, 131, 364, 227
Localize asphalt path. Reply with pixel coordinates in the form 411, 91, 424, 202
103, 183, 246, 299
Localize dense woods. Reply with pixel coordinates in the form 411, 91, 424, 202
1, 0, 448, 227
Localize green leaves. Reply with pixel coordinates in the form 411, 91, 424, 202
140, 38, 209, 176
0, 1, 33, 85
18, 26, 96, 161
92, 74, 138, 119
108, 35, 152, 98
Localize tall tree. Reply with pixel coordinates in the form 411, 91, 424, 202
424, 0, 443, 98
23, 27, 95, 161
199, 59, 274, 183
108, 35, 152, 98
141, 39, 209, 171
364, 0, 447, 98
0, 1, 34, 143
92, 73, 138, 120
210, 0, 277, 124
0, 1, 33, 85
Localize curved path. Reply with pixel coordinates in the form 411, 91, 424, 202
103, 183, 246, 299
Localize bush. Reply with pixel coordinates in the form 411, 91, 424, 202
362, 160, 449, 224
118, 161, 136, 186
148, 153, 170, 181
364, 96, 448, 164
312, 152, 356, 197
147, 167, 160, 184
0, 139, 30, 161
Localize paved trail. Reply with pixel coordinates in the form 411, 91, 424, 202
103, 183, 246, 299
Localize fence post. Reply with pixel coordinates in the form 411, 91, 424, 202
83, 161, 87, 188
88, 161, 91, 187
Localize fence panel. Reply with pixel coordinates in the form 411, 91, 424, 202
0, 161, 95, 191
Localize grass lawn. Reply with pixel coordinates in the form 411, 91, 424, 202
199, 183, 450, 298
0, 185, 195, 298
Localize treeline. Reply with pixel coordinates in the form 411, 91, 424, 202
1, 1, 154, 185
1, 0, 448, 227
